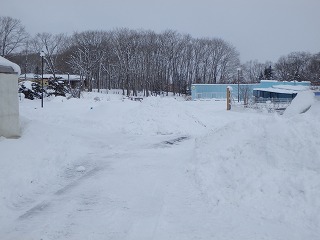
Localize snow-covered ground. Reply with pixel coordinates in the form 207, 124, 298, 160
1, 91, 320, 240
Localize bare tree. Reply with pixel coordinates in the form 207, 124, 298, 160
30, 32, 67, 78
11, 25, 242, 97
112, 28, 142, 96
241, 60, 265, 83
306, 52, 320, 85
275, 52, 311, 82
0, 16, 28, 57
68, 31, 107, 91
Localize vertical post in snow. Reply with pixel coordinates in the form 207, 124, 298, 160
40, 51, 45, 108
237, 68, 241, 103
41, 55, 44, 108
227, 86, 231, 110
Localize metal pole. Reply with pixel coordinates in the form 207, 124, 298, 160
41, 55, 44, 108
237, 69, 240, 102
68, 73, 71, 96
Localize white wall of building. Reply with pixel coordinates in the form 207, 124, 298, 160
0, 73, 20, 138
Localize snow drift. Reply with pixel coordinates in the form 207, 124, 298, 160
284, 90, 315, 116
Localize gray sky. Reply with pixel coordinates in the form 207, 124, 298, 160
2, 0, 320, 62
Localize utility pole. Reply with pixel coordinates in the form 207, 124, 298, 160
237, 68, 241, 102
40, 51, 45, 108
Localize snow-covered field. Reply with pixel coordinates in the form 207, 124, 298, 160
1, 92, 320, 240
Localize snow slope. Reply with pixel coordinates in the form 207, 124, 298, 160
284, 90, 315, 116
0, 93, 319, 239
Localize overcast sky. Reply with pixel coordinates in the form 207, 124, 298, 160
2, 0, 320, 63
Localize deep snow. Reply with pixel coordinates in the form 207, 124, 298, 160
1, 91, 319, 240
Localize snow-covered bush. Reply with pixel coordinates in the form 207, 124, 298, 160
18, 81, 43, 100
46, 80, 69, 97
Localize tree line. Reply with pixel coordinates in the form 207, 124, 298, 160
241, 52, 320, 85
1, 16, 319, 97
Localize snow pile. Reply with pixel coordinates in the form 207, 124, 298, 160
18, 81, 42, 100
192, 108, 320, 239
85, 95, 214, 136
19, 80, 33, 89
284, 91, 315, 116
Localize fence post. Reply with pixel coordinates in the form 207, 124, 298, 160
227, 86, 231, 110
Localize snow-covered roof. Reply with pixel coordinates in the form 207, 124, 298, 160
253, 87, 298, 94
260, 80, 279, 83
0, 56, 21, 75
19, 73, 84, 81
273, 85, 310, 91
19, 73, 39, 79
260, 80, 311, 83
253, 85, 309, 94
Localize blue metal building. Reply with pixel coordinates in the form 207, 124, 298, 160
191, 80, 311, 100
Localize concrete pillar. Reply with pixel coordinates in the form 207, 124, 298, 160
0, 58, 20, 138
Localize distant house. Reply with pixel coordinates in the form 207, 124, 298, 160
19, 73, 49, 86
19, 73, 83, 88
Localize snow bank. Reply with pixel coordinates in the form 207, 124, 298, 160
192, 109, 320, 239
307, 99, 320, 115
1, 92, 320, 239
284, 91, 315, 116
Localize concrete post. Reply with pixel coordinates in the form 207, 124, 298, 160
0, 57, 21, 138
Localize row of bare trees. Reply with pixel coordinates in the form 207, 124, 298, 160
240, 52, 320, 84
2, 15, 320, 96
62, 29, 240, 95
0, 16, 28, 57
275, 52, 320, 83
1, 16, 240, 95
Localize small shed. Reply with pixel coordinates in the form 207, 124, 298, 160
0, 56, 21, 138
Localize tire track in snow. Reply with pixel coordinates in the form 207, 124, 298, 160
153, 135, 191, 148
18, 201, 51, 220
18, 166, 105, 220
55, 166, 102, 195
